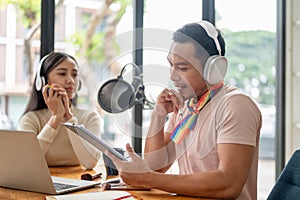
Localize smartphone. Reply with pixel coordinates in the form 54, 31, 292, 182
47, 85, 54, 95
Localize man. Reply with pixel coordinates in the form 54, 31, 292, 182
110, 21, 262, 199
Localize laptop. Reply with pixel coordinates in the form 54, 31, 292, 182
0, 129, 101, 194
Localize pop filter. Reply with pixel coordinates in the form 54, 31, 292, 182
97, 63, 142, 113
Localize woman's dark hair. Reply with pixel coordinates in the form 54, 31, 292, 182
23, 51, 79, 115
172, 22, 226, 62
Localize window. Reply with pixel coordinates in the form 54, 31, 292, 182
215, 0, 277, 199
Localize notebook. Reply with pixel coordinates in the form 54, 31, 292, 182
0, 129, 101, 194
46, 191, 134, 200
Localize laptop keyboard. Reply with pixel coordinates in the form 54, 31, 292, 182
54, 182, 77, 191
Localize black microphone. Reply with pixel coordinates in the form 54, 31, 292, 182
97, 63, 142, 113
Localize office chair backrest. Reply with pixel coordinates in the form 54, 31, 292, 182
267, 150, 300, 200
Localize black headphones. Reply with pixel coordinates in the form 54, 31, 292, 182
35, 54, 82, 91
197, 21, 228, 85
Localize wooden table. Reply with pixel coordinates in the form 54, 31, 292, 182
0, 165, 217, 200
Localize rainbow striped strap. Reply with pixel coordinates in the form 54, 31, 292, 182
169, 81, 224, 144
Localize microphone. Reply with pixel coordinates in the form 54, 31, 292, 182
97, 63, 142, 113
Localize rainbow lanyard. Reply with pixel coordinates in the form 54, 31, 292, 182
169, 81, 224, 144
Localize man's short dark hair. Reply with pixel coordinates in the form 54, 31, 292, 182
172, 22, 226, 58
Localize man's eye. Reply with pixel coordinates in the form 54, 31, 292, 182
178, 66, 187, 71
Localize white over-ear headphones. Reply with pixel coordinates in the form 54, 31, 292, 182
197, 20, 228, 85
35, 54, 49, 91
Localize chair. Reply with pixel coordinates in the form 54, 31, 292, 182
267, 150, 300, 200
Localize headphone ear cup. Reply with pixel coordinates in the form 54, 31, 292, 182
203, 55, 228, 85
35, 75, 45, 91
35, 54, 49, 91
35, 76, 42, 91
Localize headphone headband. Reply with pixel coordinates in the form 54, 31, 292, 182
197, 21, 221, 55
197, 21, 228, 85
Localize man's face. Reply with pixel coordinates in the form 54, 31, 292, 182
167, 42, 208, 100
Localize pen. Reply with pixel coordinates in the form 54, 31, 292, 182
114, 194, 133, 200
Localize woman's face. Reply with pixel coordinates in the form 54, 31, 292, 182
47, 57, 80, 100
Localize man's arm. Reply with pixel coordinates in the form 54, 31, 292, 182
144, 88, 181, 172
142, 143, 255, 199
144, 107, 175, 172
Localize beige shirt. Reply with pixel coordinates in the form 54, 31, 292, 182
18, 107, 102, 169
166, 85, 262, 200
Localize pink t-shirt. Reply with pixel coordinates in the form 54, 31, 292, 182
166, 85, 262, 200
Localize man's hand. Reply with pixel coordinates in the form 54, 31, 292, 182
107, 143, 153, 187
156, 89, 184, 115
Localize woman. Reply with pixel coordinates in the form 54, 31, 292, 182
18, 51, 102, 169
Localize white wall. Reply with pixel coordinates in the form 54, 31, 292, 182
286, 0, 300, 160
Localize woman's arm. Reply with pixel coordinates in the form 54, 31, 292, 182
67, 110, 102, 169
18, 112, 59, 155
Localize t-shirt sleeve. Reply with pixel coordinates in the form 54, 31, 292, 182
216, 94, 262, 146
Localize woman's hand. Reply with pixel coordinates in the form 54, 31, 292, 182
43, 84, 65, 117
42, 84, 73, 128
60, 88, 73, 121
